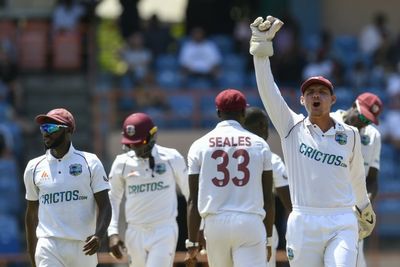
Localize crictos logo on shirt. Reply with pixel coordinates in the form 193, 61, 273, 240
128, 181, 169, 194
299, 143, 347, 167
40, 190, 88, 204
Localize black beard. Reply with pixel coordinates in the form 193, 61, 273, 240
45, 131, 66, 149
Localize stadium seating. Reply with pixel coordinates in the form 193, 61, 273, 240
0, 214, 21, 253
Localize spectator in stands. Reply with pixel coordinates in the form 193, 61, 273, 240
52, 0, 86, 32
0, 41, 22, 113
270, 15, 305, 88
178, 26, 222, 87
359, 12, 389, 58
119, 32, 153, 89
118, 0, 141, 40
143, 14, 175, 59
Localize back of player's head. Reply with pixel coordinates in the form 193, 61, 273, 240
243, 106, 270, 140
121, 113, 158, 145
244, 107, 269, 126
215, 89, 248, 112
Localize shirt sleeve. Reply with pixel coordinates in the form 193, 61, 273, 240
187, 141, 201, 175
23, 160, 39, 201
262, 142, 273, 171
107, 156, 126, 236
271, 154, 289, 188
253, 56, 303, 137
349, 128, 370, 209
89, 155, 110, 193
369, 130, 381, 171
170, 151, 189, 201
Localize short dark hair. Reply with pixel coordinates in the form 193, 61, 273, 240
244, 107, 268, 126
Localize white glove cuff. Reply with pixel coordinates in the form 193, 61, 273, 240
249, 40, 274, 57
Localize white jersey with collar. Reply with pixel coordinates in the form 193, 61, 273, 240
254, 56, 369, 209
23, 144, 110, 241
187, 120, 273, 218
331, 109, 381, 174
271, 152, 288, 189
107, 144, 188, 236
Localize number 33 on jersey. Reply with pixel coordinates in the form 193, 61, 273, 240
188, 120, 273, 217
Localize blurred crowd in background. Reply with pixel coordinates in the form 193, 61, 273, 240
1, 0, 400, 264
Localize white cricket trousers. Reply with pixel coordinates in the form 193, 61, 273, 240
125, 220, 178, 267
286, 206, 358, 267
269, 225, 280, 267
204, 212, 268, 267
35, 237, 97, 267
356, 239, 366, 267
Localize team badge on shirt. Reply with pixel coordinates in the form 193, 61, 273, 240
287, 247, 294, 260
335, 132, 347, 145
69, 163, 82, 176
154, 163, 166, 174
361, 135, 370, 145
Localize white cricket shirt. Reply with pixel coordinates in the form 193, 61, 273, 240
107, 144, 189, 236
254, 57, 369, 209
24, 144, 110, 241
331, 110, 381, 174
271, 153, 288, 189
187, 120, 272, 218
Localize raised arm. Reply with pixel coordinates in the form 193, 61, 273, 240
250, 16, 302, 136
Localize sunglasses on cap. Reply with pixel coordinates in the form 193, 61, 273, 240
358, 113, 372, 125
40, 123, 69, 134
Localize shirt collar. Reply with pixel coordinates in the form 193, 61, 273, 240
126, 144, 158, 159
45, 143, 75, 161
216, 120, 243, 129
304, 116, 345, 136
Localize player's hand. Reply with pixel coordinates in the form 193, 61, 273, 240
184, 247, 199, 267
353, 202, 376, 239
108, 234, 126, 259
266, 245, 272, 262
249, 15, 284, 57
83, 235, 101, 255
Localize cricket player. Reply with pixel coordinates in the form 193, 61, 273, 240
24, 108, 111, 267
243, 106, 292, 267
249, 16, 376, 267
185, 89, 275, 267
107, 112, 189, 267
331, 92, 383, 267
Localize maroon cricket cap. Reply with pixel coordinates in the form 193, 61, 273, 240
215, 89, 248, 112
121, 113, 158, 145
300, 76, 334, 94
35, 108, 76, 132
356, 92, 383, 125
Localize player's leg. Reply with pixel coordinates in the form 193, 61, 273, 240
125, 225, 147, 267
35, 237, 65, 267
268, 225, 279, 267
147, 223, 178, 267
67, 239, 98, 267
204, 214, 234, 267
232, 213, 267, 267
285, 211, 324, 267
324, 213, 358, 267
356, 239, 366, 267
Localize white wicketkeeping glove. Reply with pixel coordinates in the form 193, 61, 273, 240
353, 202, 376, 240
249, 15, 284, 57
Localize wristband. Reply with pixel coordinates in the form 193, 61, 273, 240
185, 239, 199, 249
266, 237, 273, 247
